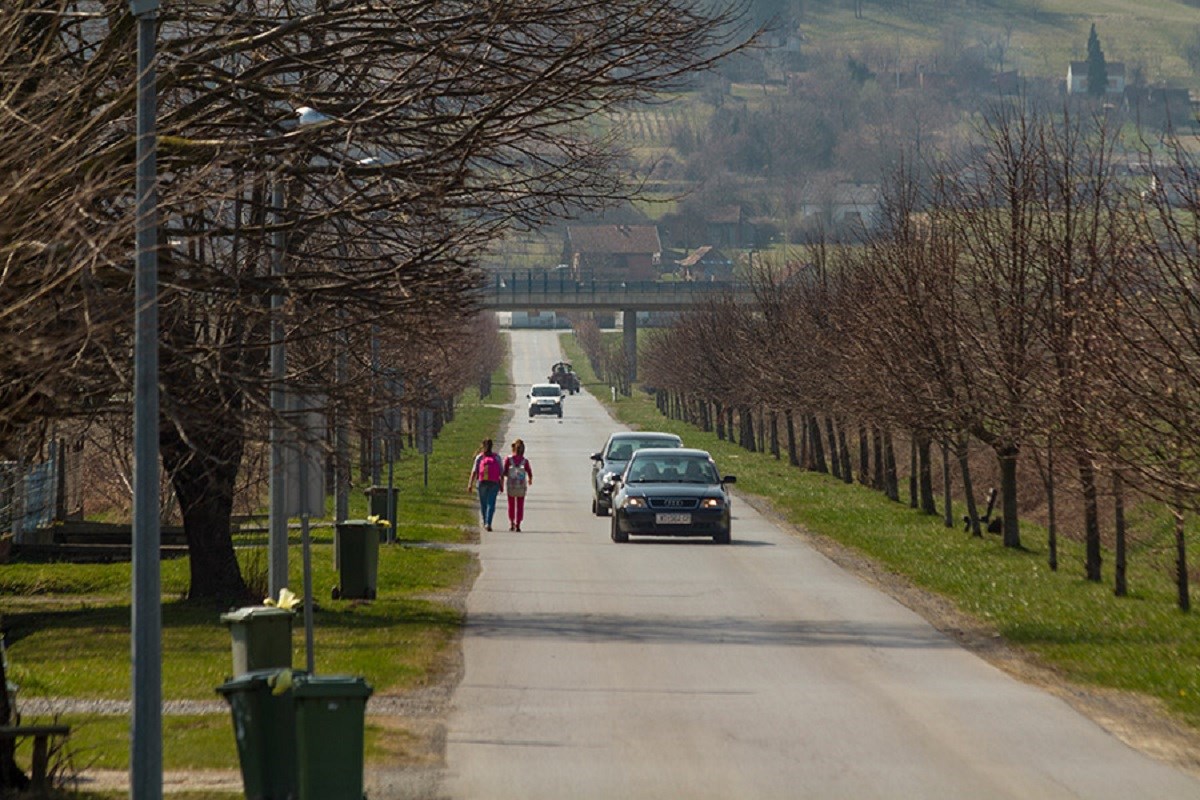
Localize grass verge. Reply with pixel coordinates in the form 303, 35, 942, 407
2, 367, 511, 782
560, 332, 1200, 732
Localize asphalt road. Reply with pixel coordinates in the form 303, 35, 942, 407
440, 329, 1200, 800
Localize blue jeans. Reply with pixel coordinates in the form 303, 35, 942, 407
477, 481, 500, 526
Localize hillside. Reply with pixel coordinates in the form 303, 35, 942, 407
777, 0, 1200, 89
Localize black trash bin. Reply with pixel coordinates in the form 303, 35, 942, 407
215, 669, 301, 800
293, 674, 373, 800
333, 520, 379, 600
364, 485, 399, 532
220, 606, 294, 677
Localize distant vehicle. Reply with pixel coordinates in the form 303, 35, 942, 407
528, 383, 564, 418
609, 448, 736, 544
590, 431, 683, 516
548, 361, 580, 394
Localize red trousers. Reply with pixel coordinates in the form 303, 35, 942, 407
507, 495, 526, 524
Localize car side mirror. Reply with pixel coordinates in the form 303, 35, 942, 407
526, 394, 531, 399
722, 475, 737, 484
591, 453, 603, 461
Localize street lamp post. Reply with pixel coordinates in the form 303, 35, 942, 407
268, 106, 332, 600
128, 0, 161, 797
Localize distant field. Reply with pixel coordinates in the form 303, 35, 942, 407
797, 0, 1199, 88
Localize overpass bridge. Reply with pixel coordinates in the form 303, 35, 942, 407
478, 269, 755, 381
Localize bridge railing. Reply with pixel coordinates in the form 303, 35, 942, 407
479, 269, 751, 310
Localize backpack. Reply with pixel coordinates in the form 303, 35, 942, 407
506, 458, 528, 497
477, 453, 502, 483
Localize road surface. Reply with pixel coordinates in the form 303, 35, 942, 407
441, 329, 1200, 799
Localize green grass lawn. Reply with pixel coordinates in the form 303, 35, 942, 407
560, 332, 1200, 731
1, 364, 511, 783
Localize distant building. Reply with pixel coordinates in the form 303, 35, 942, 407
800, 183, 882, 231
562, 224, 662, 280
1066, 61, 1125, 96
705, 205, 755, 249
675, 246, 734, 282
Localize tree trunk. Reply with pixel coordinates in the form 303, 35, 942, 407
838, 423, 853, 484
1079, 454, 1102, 582
918, 435, 937, 515
858, 424, 870, 485
908, 437, 918, 508
160, 415, 251, 604
872, 426, 884, 490
808, 415, 827, 473
1113, 470, 1127, 597
739, 406, 755, 452
998, 444, 1022, 549
957, 434, 981, 537
715, 402, 725, 441
769, 411, 779, 460
942, 440, 953, 528
825, 417, 841, 480
884, 431, 899, 502
1042, 442, 1057, 571
785, 410, 798, 467
1173, 493, 1190, 612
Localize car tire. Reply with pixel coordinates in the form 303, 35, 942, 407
591, 497, 598, 515
713, 528, 731, 545
611, 515, 628, 543
556, 409, 562, 418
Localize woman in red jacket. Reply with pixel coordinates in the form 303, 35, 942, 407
503, 439, 533, 531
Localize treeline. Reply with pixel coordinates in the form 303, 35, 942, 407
0, 0, 752, 602
634, 104, 1200, 611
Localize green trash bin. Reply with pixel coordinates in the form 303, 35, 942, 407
215, 669, 301, 800
293, 674, 373, 800
364, 485, 399, 529
220, 606, 294, 676
333, 521, 379, 600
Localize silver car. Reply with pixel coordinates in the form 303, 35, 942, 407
590, 431, 683, 516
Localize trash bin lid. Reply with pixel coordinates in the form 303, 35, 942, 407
220, 605, 295, 625
335, 519, 377, 529
291, 674, 373, 700
214, 668, 280, 695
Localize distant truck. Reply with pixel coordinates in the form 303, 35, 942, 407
548, 361, 580, 394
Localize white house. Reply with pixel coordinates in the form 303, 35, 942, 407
1066, 61, 1125, 96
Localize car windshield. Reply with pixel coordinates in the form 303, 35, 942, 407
606, 438, 680, 460
531, 386, 561, 397
625, 455, 718, 484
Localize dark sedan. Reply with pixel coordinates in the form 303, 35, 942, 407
610, 448, 736, 544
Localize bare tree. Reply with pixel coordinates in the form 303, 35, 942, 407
5, 0, 757, 601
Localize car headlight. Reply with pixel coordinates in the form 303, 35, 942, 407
623, 497, 646, 509
700, 497, 724, 509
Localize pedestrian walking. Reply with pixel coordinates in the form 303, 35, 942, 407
467, 438, 503, 531
503, 439, 533, 531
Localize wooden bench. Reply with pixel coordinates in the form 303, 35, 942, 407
0, 724, 70, 792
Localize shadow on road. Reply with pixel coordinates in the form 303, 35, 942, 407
465, 611, 953, 650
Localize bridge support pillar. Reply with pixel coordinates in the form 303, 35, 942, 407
623, 309, 638, 389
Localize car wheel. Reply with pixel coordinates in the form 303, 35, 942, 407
611, 515, 628, 543
598, 500, 610, 517
556, 409, 562, 418
591, 497, 598, 515
713, 528, 731, 545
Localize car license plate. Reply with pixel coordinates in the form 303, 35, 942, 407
656, 513, 691, 525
